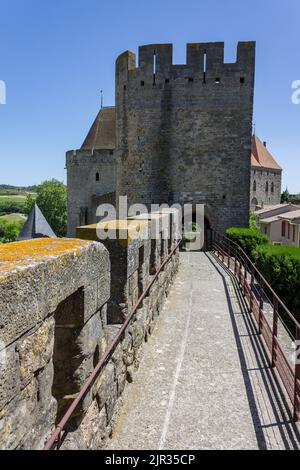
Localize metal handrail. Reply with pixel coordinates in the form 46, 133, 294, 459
43, 239, 181, 450
212, 231, 300, 329
211, 229, 300, 422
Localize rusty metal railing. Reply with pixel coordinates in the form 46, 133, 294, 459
212, 230, 300, 422
43, 239, 181, 450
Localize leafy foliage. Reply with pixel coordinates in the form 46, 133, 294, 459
24, 193, 35, 215
249, 210, 259, 232
226, 227, 269, 259
253, 244, 300, 322
0, 219, 25, 243
281, 188, 291, 203
34, 179, 67, 237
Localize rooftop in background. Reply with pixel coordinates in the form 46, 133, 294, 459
255, 203, 292, 215
251, 135, 282, 171
279, 209, 300, 221
81, 107, 116, 151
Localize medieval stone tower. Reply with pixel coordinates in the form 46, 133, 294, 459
67, 42, 256, 236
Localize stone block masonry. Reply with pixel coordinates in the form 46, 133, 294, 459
0, 238, 110, 449
0, 211, 180, 450
67, 42, 256, 238
116, 42, 256, 232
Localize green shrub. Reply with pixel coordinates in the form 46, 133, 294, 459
0, 219, 25, 243
253, 244, 300, 323
226, 228, 268, 259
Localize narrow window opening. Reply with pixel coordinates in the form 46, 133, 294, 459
215, 77, 221, 84
96, 172, 100, 182
271, 182, 274, 193
153, 50, 156, 86
240, 77, 245, 84
123, 84, 127, 91
203, 49, 207, 84
188, 77, 194, 83
253, 180, 257, 192
265, 182, 269, 193
141, 80, 145, 87
165, 78, 170, 84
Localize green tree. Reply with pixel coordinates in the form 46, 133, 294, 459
281, 188, 291, 204
35, 179, 67, 237
249, 210, 259, 232
24, 193, 35, 215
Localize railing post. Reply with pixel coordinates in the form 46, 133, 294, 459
259, 279, 264, 334
243, 261, 247, 296
227, 240, 230, 269
250, 266, 254, 312
272, 297, 279, 368
294, 325, 300, 422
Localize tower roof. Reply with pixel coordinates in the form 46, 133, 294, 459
81, 107, 116, 150
18, 204, 57, 241
251, 135, 282, 171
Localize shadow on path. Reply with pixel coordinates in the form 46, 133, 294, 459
206, 252, 300, 450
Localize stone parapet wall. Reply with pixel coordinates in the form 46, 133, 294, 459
0, 238, 110, 450
0, 212, 180, 450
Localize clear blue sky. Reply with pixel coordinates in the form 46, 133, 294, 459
0, 0, 299, 192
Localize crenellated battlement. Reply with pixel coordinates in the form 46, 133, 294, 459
116, 42, 255, 86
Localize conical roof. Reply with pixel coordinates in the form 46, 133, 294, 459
81, 107, 116, 150
18, 204, 57, 241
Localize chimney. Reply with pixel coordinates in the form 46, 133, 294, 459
263, 141, 267, 147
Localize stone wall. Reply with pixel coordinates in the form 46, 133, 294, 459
0, 212, 180, 450
66, 149, 117, 237
0, 238, 110, 450
250, 167, 282, 208
116, 42, 256, 232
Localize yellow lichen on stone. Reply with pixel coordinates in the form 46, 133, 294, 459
0, 238, 91, 280
76, 220, 149, 245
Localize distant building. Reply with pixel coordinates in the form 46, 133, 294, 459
256, 203, 300, 246
18, 204, 57, 241
250, 135, 282, 210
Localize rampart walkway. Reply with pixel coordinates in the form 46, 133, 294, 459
106, 252, 300, 450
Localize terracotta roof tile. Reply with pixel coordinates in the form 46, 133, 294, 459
81, 107, 116, 150
251, 135, 282, 171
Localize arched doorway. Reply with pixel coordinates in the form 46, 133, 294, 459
251, 197, 258, 210
182, 205, 213, 252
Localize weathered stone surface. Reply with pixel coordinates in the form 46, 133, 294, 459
0, 239, 110, 348
60, 401, 107, 450
0, 379, 38, 450
0, 343, 20, 410
18, 318, 55, 388
0, 225, 180, 450
94, 361, 115, 409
